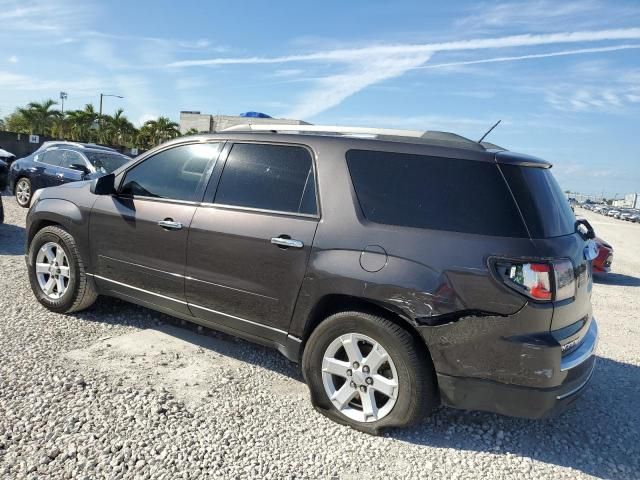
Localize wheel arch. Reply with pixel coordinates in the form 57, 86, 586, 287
299, 294, 433, 367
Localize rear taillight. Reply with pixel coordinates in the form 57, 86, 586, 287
495, 259, 575, 302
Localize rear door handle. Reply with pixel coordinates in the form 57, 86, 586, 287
271, 237, 304, 249
158, 219, 183, 230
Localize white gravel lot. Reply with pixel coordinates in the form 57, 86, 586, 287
0, 195, 638, 480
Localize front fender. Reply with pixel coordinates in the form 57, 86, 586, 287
26, 198, 89, 261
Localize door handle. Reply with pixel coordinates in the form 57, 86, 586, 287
158, 219, 183, 230
270, 236, 304, 249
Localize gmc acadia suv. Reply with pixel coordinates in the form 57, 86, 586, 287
25, 124, 598, 434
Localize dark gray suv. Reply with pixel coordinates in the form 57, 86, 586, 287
25, 125, 598, 434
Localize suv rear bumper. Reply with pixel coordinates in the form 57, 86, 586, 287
435, 318, 598, 419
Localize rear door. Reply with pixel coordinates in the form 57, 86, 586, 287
185, 142, 319, 338
34, 149, 64, 190
89, 142, 221, 315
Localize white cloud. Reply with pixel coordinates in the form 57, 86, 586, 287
166, 28, 640, 69
137, 113, 157, 127
455, 0, 640, 33
456, 1, 602, 28
285, 53, 432, 119
164, 27, 640, 119
272, 69, 305, 78
414, 44, 640, 70
7, 55, 18, 63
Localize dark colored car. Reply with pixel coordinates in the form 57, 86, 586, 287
0, 148, 16, 166
593, 237, 614, 273
9, 142, 130, 208
24, 125, 598, 434
0, 158, 8, 224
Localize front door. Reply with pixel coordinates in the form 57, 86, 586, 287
89, 142, 221, 315
186, 142, 319, 339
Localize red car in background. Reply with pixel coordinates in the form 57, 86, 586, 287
593, 237, 614, 273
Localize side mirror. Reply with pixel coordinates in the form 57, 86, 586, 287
90, 173, 115, 195
70, 163, 90, 175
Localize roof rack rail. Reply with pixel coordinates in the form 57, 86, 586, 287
221, 123, 426, 138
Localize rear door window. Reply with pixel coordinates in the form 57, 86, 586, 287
41, 150, 63, 166
346, 149, 527, 237
500, 164, 575, 238
214, 143, 317, 215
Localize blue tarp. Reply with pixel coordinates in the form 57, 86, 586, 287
239, 112, 272, 118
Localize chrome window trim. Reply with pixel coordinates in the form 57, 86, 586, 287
113, 195, 202, 207
198, 201, 320, 220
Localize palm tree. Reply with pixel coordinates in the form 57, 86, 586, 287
65, 104, 99, 142
101, 109, 136, 147
138, 116, 180, 147
17, 99, 61, 135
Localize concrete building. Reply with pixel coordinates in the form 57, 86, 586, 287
624, 193, 639, 209
179, 111, 309, 134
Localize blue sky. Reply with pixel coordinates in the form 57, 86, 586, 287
1, 0, 639, 196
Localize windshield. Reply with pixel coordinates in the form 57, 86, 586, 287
500, 164, 576, 238
85, 152, 130, 174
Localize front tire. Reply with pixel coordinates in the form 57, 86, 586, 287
302, 311, 438, 434
15, 177, 32, 208
27, 226, 98, 313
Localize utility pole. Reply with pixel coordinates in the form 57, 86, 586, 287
98, 93, 124, 128
59, 91, 67, 115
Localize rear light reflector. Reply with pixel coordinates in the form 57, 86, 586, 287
496, 259, 576, 302
553, 259, 576, 301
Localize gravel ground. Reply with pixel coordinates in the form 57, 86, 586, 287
0, 194, 638, 480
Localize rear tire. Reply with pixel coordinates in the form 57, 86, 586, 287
27, 225, 98, 313
302, 311, 438, 434
15, 177, 32, 208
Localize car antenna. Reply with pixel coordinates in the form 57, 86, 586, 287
477, 120, 501, 143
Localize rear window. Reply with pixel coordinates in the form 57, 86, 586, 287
500, 164, 575, 238
346, 150, 528, 237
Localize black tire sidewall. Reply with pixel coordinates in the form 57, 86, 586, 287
303, 313, 427, 431
16, 178, 31, 207
28, 228, 82, 313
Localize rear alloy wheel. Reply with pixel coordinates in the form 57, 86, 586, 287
322, 333, 399, 423
303, 311, 438, 434
15, 177, 32, 207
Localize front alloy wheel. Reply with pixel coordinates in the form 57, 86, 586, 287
35, 241, 71, 299
28, 225, 98, 313
15, 178, 31, 207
